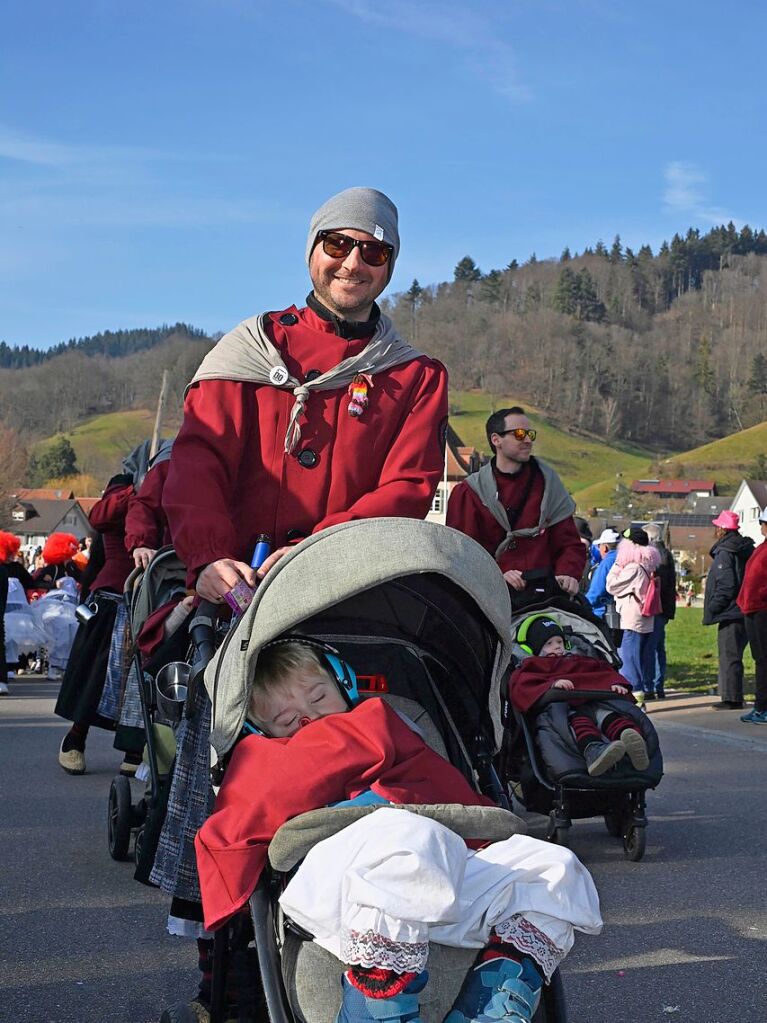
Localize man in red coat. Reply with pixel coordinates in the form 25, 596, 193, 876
446, 407, 584, 600
163, 187, 448, 599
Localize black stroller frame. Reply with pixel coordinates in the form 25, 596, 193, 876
107, 546, 189, 865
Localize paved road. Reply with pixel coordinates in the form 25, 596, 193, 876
1, 682, 766, 1022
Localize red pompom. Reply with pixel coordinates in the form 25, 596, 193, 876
0, 531, 21, 563
42, 532, 80, 565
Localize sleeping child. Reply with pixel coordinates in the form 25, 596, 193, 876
195, 639, 603, 1023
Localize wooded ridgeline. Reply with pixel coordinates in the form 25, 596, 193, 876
383, 224, 767, 450
1, 223, 766, 454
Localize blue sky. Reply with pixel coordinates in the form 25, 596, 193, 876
2, 0, 765, 348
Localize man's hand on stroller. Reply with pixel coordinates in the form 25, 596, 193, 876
555, 574, 579, 596
133, 547, 157, 570
255, 546, 292, 580
503, 568, 526, 591
197, 559, 256, 602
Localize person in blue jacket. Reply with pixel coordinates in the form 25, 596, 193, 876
586, 528, 621, 618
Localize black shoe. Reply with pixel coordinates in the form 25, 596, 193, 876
644, 691, 657, 701
711, 700, 744, 710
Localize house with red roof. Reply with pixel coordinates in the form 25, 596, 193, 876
630, 479, 717, 499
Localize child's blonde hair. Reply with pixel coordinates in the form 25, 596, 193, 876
248, 641, 330, 720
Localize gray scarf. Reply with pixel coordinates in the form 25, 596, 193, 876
187, 312, 421, 453
464, 458, 576, 560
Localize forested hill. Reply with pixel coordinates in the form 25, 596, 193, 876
383, 222, 767, 452
0, 328, 213, 440
2, 221, 767, 453
0, 322, 207, 369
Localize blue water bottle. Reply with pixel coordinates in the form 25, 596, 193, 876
250, 533, 272, 571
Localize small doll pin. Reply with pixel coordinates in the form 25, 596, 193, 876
347, 373, 373, 418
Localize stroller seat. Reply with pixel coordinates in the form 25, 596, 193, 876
372, 693, 449, 760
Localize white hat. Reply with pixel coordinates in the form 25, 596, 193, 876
595, 528, 621, 545
759, 507, 767, 524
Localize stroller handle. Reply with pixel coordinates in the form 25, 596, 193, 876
186, 599, 219, 718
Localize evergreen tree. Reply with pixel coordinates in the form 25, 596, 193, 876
610, 235, 623, 263
480, 269, 503, 303
405, 279, 424, 339
560, 246, 572, 262
454, 257, 482, 282
748, 353, 767, 396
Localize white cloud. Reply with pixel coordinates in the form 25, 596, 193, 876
0, 125, 286, 230
662, 161, 735, 227
0, 192, 281, 228
328, 0, 530, 103
0, 126, 165, 168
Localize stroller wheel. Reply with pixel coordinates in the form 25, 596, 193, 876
107, 775, 133, 861
604, 813, 623, 838
134, 825, 145, 867
546, 812, 570, 848
623, 824, 646, 861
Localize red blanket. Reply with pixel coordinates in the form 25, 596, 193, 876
195, 699, 492, 930
509, 654, 636, 713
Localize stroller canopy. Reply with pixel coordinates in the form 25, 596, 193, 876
205, 518, 513, 758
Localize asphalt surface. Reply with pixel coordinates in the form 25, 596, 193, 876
1, 680, 766, 1022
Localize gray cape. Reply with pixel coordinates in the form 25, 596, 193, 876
464, 458, 575, 561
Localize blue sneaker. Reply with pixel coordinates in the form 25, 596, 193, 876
740, 708, 767, 724
444, 959, 541, 1023
336, 972, 427, 1023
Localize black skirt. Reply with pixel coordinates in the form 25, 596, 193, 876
54, 592, 120, 727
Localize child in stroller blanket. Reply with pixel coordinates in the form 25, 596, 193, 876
195, 639, 603, 1023
510, 615, 650, 777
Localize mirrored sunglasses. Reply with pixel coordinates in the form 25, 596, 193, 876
498, 428, 537, 441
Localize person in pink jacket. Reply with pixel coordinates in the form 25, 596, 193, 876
606, 528, 661, 708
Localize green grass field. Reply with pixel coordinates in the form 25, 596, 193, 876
32, 408, 184, 486
657, 419, 767, 492
664, 606, 755, 694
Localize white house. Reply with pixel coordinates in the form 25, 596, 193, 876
426, 426, 483, 525
729, 479, 767, 545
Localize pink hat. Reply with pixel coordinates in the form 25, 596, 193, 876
712, 510, 739, 530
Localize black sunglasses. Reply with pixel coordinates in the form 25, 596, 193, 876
497, 428, 537, 441
316, 230, 393, 267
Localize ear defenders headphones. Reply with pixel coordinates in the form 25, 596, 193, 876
242, 637, 358, 739
256, 635, 359, 702
516, 614, 570, 656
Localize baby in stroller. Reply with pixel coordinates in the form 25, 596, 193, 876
504, 603, 663, 861
196, 638, 603, 1023
510, 615, 649, 777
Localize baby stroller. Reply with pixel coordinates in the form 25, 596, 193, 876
184, 518, 570, 1023
107, 546, 191, 865
501, 593, 663, 862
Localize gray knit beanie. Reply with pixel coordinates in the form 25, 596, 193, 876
305, 187, 400, 272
